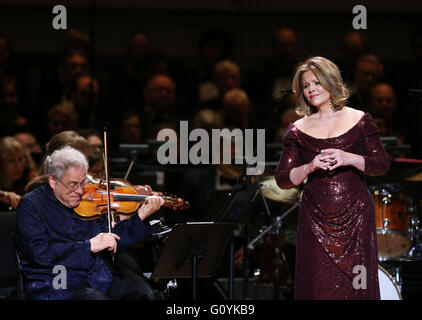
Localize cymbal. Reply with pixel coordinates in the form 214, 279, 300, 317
261, 178, 299, 203
218, 164, 275, 179
405, 171, 422, 182
394, 158, 422, 165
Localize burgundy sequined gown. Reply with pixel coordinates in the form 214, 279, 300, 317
275, 113, 390, 300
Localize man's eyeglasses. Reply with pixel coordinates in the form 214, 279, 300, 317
55, 177, 87, 192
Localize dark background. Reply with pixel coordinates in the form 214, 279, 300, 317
0, 0, 421, 106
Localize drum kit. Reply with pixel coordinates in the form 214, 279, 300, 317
364, 159, 422, 300
370, 164, 422, 300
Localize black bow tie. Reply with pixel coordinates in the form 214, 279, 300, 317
219, 175, 238, 186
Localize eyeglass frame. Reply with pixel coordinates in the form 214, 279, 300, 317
55, 176, 87, 192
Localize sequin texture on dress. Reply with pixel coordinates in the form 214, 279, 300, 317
275, 112, 390, 300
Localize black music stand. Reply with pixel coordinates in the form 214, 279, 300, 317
212, 185, 259, 299
151, 222, 235, 300
215, 186, 259, 224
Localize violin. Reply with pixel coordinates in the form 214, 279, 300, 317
86, 174, 133, 189
74, 183, 190, 219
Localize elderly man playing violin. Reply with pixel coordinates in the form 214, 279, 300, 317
15, 146, 165, 300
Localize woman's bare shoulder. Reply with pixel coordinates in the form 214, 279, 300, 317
343, 106, 365, 122
293, 116, 308, 130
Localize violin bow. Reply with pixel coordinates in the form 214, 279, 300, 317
103, 127, 115, 261
123, 160, 135, 181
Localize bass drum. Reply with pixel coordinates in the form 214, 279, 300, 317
378, 265, 402, 300
256, 229, 292, 290
372, 184, 413, 260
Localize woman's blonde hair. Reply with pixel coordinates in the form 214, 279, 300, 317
38, 130, 90, 175
214, 60, 240, 79
45, 130, 90, 156
48, 102, 79, 130
25, 131, 91, 192
0, 137, 28, 188
292, 56, 349, 116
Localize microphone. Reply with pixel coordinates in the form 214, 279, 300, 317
408, 89, 422, 100
273, 89, 293, 100
272, 89, 293, 112
278, 89, 294, 95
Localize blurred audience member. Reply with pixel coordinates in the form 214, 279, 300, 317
270, 27, 301, 94
214, 60, 242, 98
246, 27, 302, 128
13, 131, 43, 170
44, 130, 91, 160
0, 188, 21, 210
45, 103, 79, 143
368, 83, 412, 158
264, 92, 300, 143
182, 28, 232, 108
78, 128, 104, 153
25, 130, 91, 193
0, 33, 14, 80
37, 49, 89, 132
108, 30, 153, 112
221, 88, 252, 130
198, 60, 242, 111
348, 54, 384, 110
58, 50, 90, 103
62, 28, 91, 56
192, 108, 223, 134
142, 74, 179, 140
401, 25, 422, 92
254, 27, 301, 99
111, 109, 143, 151
0, 33, 31, 115
71, 74, 102, 130
143, 50, 170, 79
368, 83, 398, 132
372, 117, 388, 136
0, 137, 37, 209
273, 105, 303, 143
338, 30, 371, 87
397, 25, 422, 158
0, 76, 29, 136
88, 150, 104, 180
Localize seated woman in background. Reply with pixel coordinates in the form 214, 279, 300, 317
0, 136, 37, 210
24, 130, 92, 193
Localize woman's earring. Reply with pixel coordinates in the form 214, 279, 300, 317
329, 101, 335, 111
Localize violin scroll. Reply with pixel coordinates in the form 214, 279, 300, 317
163, 195, 190, 211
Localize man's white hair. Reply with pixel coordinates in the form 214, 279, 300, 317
44, 146, 88, 179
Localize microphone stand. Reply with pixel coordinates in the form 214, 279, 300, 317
264, 90, 293, 142
240, 90, 293, 299
240, 170, 253, 300
247, 201, 298, 299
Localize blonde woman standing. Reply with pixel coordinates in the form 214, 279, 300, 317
276, 56, 390, 300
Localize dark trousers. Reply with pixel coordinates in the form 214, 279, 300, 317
72, 267, 165, 300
